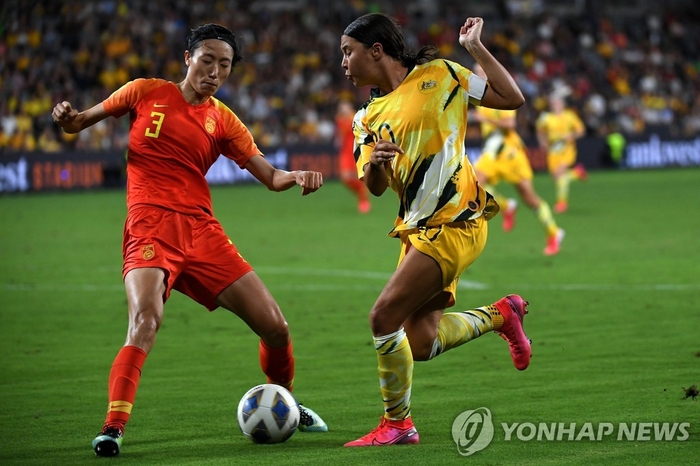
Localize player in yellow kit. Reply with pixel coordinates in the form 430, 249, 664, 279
340, 13, 532, 447
471, 67, 564, 255
536, 94, 587, 213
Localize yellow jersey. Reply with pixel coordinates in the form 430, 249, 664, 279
476, 107, 525, 158
353, 59, 498, 236
536, 109, 584, 154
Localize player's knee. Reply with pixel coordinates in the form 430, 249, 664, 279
261, 316, 290, 348
411, 343, 432, 361
369, 306, 401, 336
131, 306, 162, 338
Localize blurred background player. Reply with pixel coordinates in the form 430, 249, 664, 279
340, 13, 532, 447
536, 92, 587, 213
335, 99, 370, 213
471, 65, 564, 255
52, 23, 327, 457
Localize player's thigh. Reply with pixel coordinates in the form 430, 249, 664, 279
215, 272, 289, 345
411, 220, 487, 291
123, 267, 167, 350
370, 245, 444, 335
501, 149, 533, 185
548, 151, 574, 174
122, 206, 187, 305
371, 221, 487, 334
176, 217, 253, 310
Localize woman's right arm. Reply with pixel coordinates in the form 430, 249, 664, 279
362, 139, 403, 197
52, 101, 110, 134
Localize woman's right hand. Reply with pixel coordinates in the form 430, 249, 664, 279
52, 101, 78, 125
370, 139, 404, 169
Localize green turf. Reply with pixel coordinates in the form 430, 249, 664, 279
1, 168, 699, 465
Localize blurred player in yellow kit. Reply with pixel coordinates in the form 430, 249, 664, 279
472, 65, 564, 256
536, 93, 587, 213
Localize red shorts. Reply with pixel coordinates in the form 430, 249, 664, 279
338, 146, 356, 174
122, 206, 253, 310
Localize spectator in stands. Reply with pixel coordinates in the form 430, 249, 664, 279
2, 1, 699, 152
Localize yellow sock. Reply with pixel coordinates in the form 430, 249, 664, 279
555, 173, 571, 203
535, 201, 559, 237
374, 328, 413, 420
429, 306, 502, 359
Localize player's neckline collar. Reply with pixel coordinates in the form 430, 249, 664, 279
370, 65, 416, 99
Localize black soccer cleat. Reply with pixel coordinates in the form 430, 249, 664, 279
92, 426, 123, 457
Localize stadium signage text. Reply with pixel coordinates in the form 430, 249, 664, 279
0, 157, 29, 193
625, 134, 700, 168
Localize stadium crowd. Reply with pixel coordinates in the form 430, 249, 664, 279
1, 0, 699, 152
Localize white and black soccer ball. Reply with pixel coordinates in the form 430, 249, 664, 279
237, 384, 300, 444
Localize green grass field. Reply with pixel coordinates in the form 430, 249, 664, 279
1, 168, 699, 465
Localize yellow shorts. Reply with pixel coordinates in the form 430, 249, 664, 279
474, 145, 533, 185
396, 216, 488, 308
547, 147, 577, 173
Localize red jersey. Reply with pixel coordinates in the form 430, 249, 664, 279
103, 78, 260, 216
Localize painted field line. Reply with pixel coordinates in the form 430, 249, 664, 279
255, 267, 488, 290
1, 266, 698, 292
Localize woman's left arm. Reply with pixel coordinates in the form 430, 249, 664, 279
244, 155, 323, 195
460, 17, 525, 110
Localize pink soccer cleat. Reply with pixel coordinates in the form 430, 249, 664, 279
502, 199, 517, 232
544, 228, 565, 256
554, 200, 568, 214
493, 295, 532, 370
358, 199, 371, 214
344, 417, 419, 447
573, 163, 588, 182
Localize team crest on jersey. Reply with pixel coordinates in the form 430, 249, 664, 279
142, 244, 155, 260
205, 116, 216, 134
419, 78, 438, 93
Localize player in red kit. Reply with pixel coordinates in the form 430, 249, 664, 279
336, 100, 370, 213
52, 24, 327, 457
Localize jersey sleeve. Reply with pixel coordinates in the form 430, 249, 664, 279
102, 78, 163, 117
352, 107, 374, 179
568, 110, 585, 133
218, 104, 262, 168
450, 61, 487, 106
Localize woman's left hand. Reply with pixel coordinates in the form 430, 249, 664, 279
459, 17, 484, 51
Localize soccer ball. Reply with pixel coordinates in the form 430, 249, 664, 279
237, 384, 300, 444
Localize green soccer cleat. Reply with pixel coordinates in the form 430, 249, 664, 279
298, 404, 328, 432
92, 426, 123, 457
